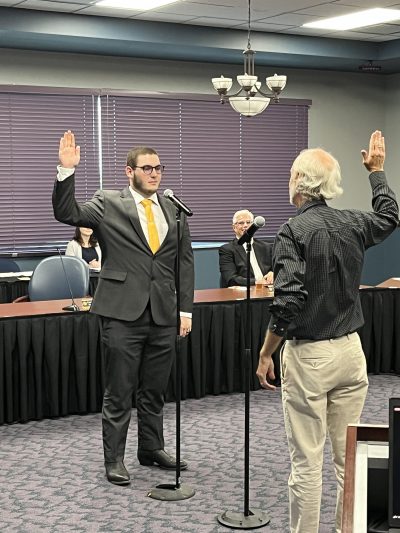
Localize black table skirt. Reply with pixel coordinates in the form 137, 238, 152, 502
0, 278, 29, 303
0, 275, 99, 303
359, 288, 400, 375
1, 288, 399, 425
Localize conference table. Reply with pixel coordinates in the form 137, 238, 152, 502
1, 283, 400, 425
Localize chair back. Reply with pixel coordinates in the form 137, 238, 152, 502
28, 255, 89, 301
0, 258, 20, 273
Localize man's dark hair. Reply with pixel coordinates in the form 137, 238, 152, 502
126, 146, 158, 168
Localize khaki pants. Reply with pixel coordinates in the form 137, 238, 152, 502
281, 332, 368, 533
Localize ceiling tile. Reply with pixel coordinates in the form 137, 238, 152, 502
234, 22, 296, 32
150, 3, 246, 20
250, 0, 333, 16
366, 33, 400, 40
356, 23, 400, 35
186, 0, 243, 6
294, 4, 361, 17
184, 17, 246, 27
256, 13, 320, 25
0, 0, 26, 5
132, 12, 197, 23
41, 0, 93, 4
326, 29, 384, 40
16, 0, 86, 12
333, 0, 399, 7
282, 26, 336, 37
76, 5, 143, 17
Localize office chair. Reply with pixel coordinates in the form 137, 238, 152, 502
28, 255, 90, 301
0, 258, 20, 273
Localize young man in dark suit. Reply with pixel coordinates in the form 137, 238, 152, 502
53, 130, 194, 485
219, 209, 274, 288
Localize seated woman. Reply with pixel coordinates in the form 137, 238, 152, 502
65, 227, 101, 270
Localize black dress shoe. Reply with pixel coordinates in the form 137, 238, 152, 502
137, 449, 188, 470
105, 461, 130, 485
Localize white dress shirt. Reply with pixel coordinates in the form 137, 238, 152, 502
128, 186, 168, 245
241, 239, 264, 281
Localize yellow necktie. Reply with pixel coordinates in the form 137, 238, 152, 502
141, 199, 160, 254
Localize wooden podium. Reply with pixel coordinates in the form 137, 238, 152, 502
342, 424, 399, 533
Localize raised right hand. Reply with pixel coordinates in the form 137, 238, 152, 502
59, 130, 81, 168
361, 130, 385, 173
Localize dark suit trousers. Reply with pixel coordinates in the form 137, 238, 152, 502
101, 309, 176, 463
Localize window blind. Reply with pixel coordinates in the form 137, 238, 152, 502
0, 92, 99, 254
101, 94, 309, 240
0, 90, 309, 254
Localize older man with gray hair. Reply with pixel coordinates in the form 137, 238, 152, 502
256, 131, 398, 533
219, 209, 274, 288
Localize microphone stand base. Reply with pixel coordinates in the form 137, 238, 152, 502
62, 304, 80, 312
147, 483, 195, 501
217, 509, 270, 529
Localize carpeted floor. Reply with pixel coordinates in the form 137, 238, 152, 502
0, 374, 399, 533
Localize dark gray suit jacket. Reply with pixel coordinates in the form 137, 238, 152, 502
53, 175, 194, 324
219, 238, 273, 288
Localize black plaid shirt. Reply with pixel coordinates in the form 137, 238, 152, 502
269, 171, 399, 340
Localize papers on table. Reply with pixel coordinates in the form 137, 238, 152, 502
0, 271, 33, 279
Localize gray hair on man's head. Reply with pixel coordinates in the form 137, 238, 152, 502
291, 148, 343, 201
232, 209, 254, 224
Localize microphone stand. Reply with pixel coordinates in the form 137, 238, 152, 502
218, 239, 270, 529
56, 248, 80, 312
147, 205, 195, 502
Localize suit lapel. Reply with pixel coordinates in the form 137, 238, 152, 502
120, 187, 149, 249
235, 239, 257, 276
234, 239, 247, 263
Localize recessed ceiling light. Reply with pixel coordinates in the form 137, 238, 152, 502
96, 0, 180, 10
303, 8, 400, 31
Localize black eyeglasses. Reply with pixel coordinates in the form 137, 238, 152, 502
134, 165, 165, 175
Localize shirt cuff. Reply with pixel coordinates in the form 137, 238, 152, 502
57, 165, 75, 181
268, 315, 290, 337
180, 312, 192, 319
369, 170, 386, 189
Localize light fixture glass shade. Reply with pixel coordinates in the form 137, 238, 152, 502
212, 76, 233, 91
229, 96, 270, 117
266, 74, 287, 92
250, 80, 261, 95
237, 74, 258, 89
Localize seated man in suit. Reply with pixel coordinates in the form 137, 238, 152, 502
219, 209, 274, 288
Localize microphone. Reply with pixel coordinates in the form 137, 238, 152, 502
56, 248, 80, 312
237, 216, 266, 245
163, 189, 193, 217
